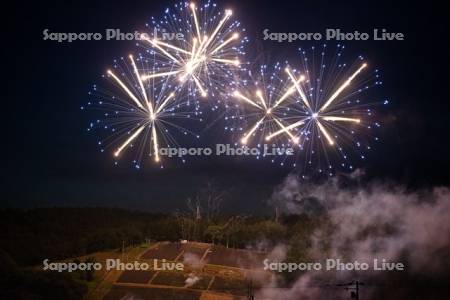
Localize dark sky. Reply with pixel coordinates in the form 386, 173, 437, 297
7, 0, 449, 212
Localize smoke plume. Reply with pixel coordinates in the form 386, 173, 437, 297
260, 172, 450, 299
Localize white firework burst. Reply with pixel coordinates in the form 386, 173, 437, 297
85, 54, 201, 168
138, 1, 247, 98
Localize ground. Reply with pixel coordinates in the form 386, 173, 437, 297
82, 242, 272, 300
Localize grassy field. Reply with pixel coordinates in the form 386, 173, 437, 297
140, 242, 184, 260
152, 271, 189, 287
205, 246, 267, 269
209, 276, 248, 296
117, 270, 155, 284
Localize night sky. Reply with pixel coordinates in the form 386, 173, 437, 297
7, 0, 448, 212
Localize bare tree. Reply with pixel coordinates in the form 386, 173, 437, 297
200, 181, 226, 222
183, 181, 228, 242
175, 212, 195, 241
186, 181, 226, 221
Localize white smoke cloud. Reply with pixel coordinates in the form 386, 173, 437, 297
184, 272, 200, 288
182, 252, 205, 270
260, 172, 450, 299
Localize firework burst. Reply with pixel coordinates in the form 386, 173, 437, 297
84, 54, 201, 168
279, 45, 383, 173
227, 63, 305, 146
138, 1, 247, 98
226, 45, 384, 173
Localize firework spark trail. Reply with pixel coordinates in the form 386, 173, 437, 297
113, 125, 145, 157
140, 1, 245, 97
319, 63, 367, 112
106, 69, 145, 110
271, 69, 305, 110
266, 119, 305, 142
